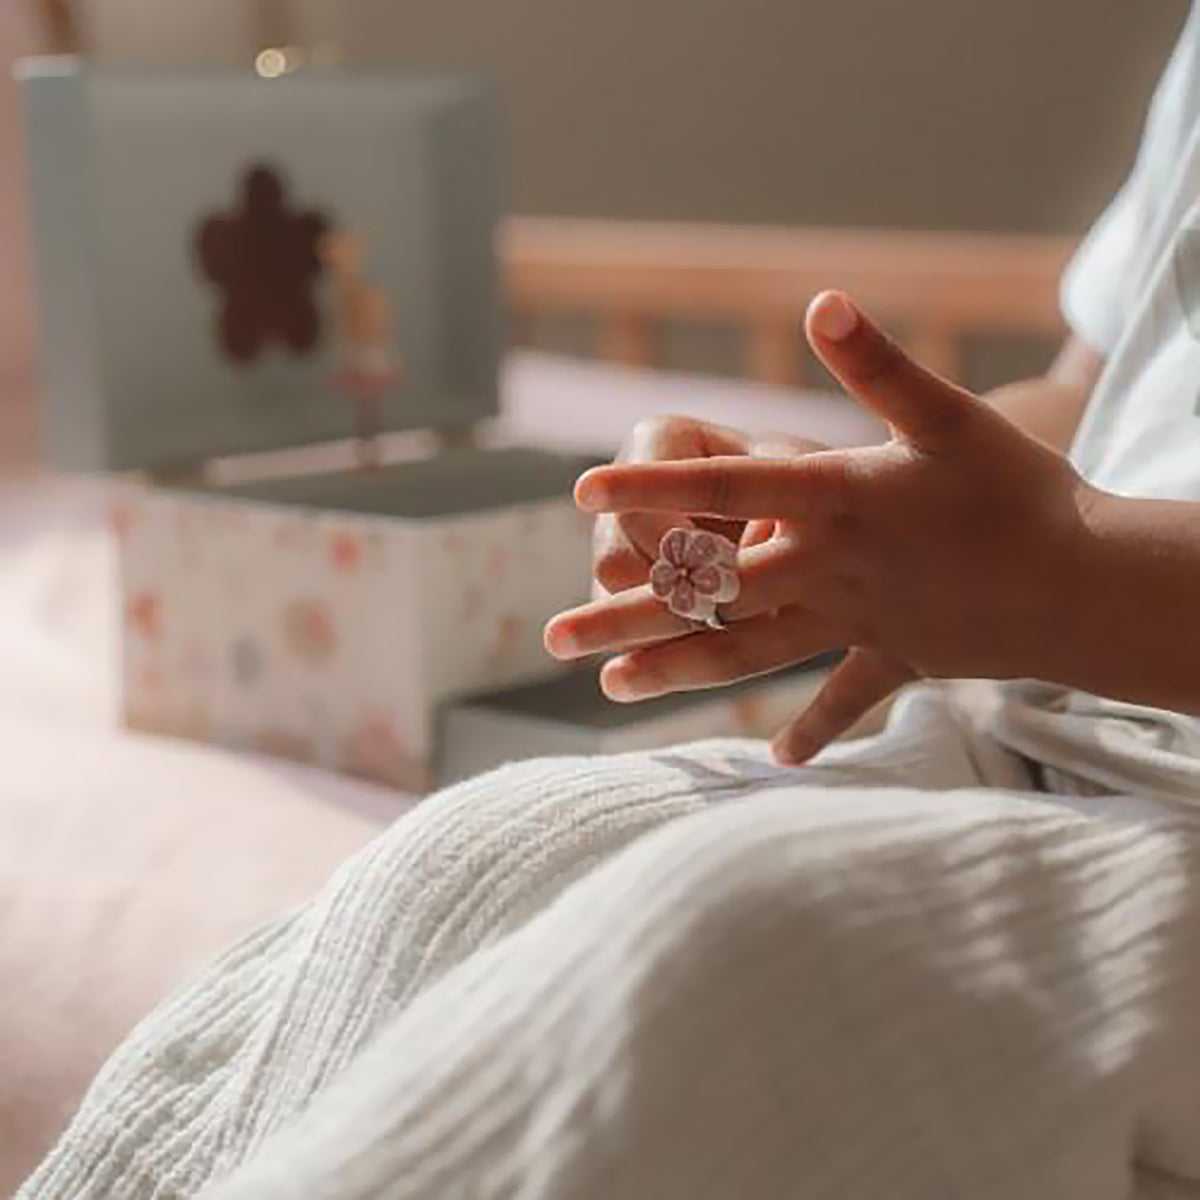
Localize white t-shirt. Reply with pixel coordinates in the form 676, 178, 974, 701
989, 3, 1200, 804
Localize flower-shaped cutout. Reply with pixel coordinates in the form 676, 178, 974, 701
195, 162, 329, 364
650, 528, 740, 626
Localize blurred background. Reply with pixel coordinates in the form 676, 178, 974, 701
0, 0, 1190, 459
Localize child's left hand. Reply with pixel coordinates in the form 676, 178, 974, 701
545, 292, 1101, 765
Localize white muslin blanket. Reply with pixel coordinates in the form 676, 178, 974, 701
19, 688, 1200, 1199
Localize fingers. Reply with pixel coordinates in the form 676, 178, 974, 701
592, 531, 650, 593
593, 511, 687, 592
546, 539, 813, 660
576, 453, 849, 519
771, 647, 914, 765
545, 586, 694, 658
615, 416, 752, 558
599, 608, 842, 702
586, 422, 835, 598
592, 416, 752, 593
739, 436, 829, 549
623, 414, 751, 463
805, 291, 981, 451
618, 511, 687, 562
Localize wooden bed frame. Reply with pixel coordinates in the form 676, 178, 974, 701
503, 217, 1075, 386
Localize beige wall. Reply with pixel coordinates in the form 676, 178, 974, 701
86, 0, 1188, 235
339, 0, 1187, 235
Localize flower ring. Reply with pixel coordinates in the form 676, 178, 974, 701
650, 527, 740, 630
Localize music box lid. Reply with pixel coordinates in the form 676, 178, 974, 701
21, 61, 501, 472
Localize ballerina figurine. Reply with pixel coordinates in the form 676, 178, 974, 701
318, 229, 403, 468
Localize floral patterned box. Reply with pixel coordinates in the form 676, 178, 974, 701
116, 449, 594, 793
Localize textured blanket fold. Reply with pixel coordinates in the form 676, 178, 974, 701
20, 689, 1200, 1199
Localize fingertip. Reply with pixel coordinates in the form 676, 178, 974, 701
771, 727, 818, 767
806, 291, 859, 344
599, 657, 638, 703
770, 742, 798, 767
542, 615, 578, 660
574, 469, 609, 512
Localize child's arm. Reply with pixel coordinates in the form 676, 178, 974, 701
985, 335, 1103, 453
1051, 493, 1200, 716
546, 292, 1185, 764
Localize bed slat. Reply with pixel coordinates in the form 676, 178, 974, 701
599, 312, 659, 370
502, 218, 1073, 385
747, 316, 805, 387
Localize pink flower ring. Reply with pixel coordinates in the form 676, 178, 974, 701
650, 527, 740, 628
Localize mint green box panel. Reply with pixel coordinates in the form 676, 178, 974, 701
21, 63, 500, 471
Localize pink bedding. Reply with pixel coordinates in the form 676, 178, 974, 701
0, 474, 395, 1192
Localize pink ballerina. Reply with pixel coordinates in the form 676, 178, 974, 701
650, 527, 740, 629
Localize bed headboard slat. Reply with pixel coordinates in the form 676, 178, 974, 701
502, 217, 1074, 385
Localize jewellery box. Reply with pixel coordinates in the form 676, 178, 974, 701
22, 62, 593, 791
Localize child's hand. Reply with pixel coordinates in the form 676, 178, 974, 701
592, 415, 826, 595
545, 292, 1100, 764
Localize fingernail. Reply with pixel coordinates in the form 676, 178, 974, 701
574, 471, 608, 512
809, 292, 858, 342
543, 619, 578, 659
600, 660, 639, 702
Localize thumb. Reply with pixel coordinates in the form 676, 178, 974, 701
805, 291, 980, 450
